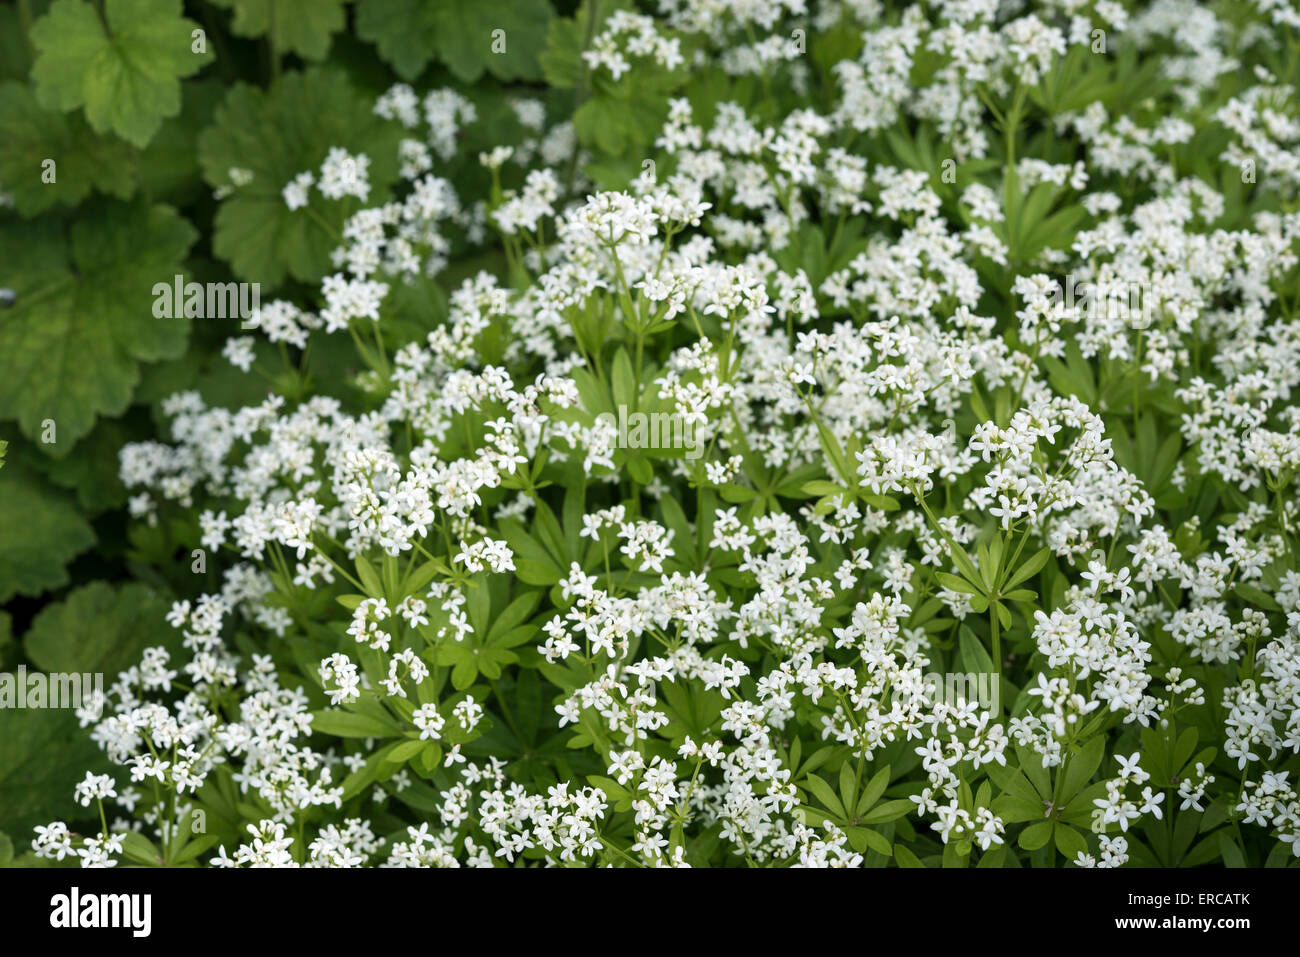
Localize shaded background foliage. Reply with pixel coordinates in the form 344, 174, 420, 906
0, 0, 594, 844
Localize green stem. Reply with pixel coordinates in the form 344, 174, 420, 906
990, 604, 1002, 679
565, 0, 602, 194
16, 0, 35, 59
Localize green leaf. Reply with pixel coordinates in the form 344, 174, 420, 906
451, 658, 479, 691
993, 794, 1050, 824
1016, 743, 1053, 800
1060, 782, 1109, 827
861, 493, 901, 512
719, 483, 756, 503
587, 775, 630, 803
852, 827, 892, 856
466, 573, 491, 636
24, 581, 182, 676
0, 5, 34, 82
1171, 727, 1199, 777
0, 469, 95, 603
801, 480, 845, 497
994, 601, 1012, 630
1015, 183, 1057, 251
340, 741, 400, 799
977, 538, 997, 591
514, 558, 564, 586
1018, 819, 1053, 851
499, 520, 563, 583
402, 559, 447, 598
1234, 582, 1280, 612
170, 833, 220, 865
958, 624, 995, 676
1217, 832, 1247, 868
118, 829, 163, 866
816, 422, 854, 485
802, 772, 845, 819
432, 0, 551, 83
977, 845, 1006, 868
0, 81, 136, 216
532, 500, 569, 566
1054, 822, 1088, 862
198, 69, 402, 287
0, 707, 110, 839
355, 0, 442, 79
29, 417, 131, 513
947, 542, 984, 592
539, 0, 628, 88
0, 200, 196, 448
936, 571, 981, 595
311, 709, 399, 738
210, 0, 346, 60
354, 555, 383, 598
416, 741, 443, 774
1003, 547, 1051, 591
30, 0, 213, 147
839, 761, 857, 816
124, 74, 217, 201
486, 598, 541, 646
387, 738, 425, 763
856, 765, 891, 818
797, 744, 836, 778
859, 799, 914, 825
893, 844, 925, 868
611, 347, 636, 410
1057, 735, 1106, 803
987, 763, 1039, 803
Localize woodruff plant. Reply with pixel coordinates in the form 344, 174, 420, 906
5, 0, 1300, 869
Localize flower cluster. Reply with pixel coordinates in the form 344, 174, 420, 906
26, 0, 1300, 869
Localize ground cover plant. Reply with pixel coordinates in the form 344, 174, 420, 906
2, 0, 1300, 869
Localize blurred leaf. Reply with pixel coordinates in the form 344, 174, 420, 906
30, 0, 213, 147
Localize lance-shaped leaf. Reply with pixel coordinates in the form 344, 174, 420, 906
1002, 546, 1051, 592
